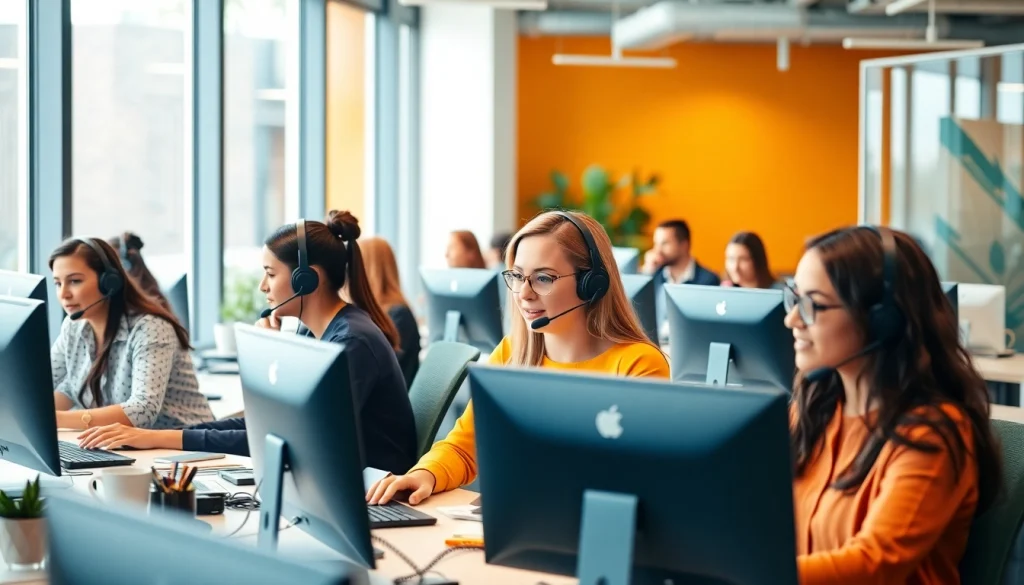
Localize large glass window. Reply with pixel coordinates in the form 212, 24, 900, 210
223, 0, 289, 307
0, 3, 26, 271
326, 0, 374, 224
71, 0, 188, 280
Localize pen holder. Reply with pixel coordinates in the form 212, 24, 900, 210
149, 485, 197, 518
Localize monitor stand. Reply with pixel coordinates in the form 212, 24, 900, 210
705, 342, 732, 386
443, 310, 463, 342
258, 434, 289, 552
576, 490, 638, 585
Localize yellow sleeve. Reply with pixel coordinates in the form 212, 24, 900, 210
410, 338, 510, 493
618, 343, 671, 379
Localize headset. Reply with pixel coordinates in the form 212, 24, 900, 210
861, 225, 905, 346
291, 219, 320, 296
81, 238, 125, 297
553, 211, 610, 304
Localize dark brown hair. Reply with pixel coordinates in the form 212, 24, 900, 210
728, 231, 775, 288
264, 211, 400, 350
790, 227, 1003, 514
49, 238, 191, 408
107, 232, 173, 313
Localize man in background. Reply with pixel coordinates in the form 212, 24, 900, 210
642, 219, 720, 337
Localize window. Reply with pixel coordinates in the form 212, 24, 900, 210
0, 3, 25, 271
70, 0, 188, 280
223, 0, 290, 302
326, 0, 374, 225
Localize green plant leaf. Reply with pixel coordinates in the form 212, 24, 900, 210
581, 165, 611, 198
534, 192, 564, 210
550, 170, 569, 194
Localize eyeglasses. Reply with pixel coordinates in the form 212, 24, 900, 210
783, 282, 843, 326
501, 270, 575, 296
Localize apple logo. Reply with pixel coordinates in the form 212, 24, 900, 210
595, 405, 623, 439
268, 360, 279, 386
450, 280, 459, 293
715, 300, 727, 316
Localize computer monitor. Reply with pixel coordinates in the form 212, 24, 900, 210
47, 492, 351, 585
942, 281, 958, 320
0, 269, 47, 303
470, 365, 797, 585
421, 268, 504, 352
959, 283, 1010, 355
0, 296, 61, 477
162, 273, 190, 336
612, 247, 640, 275
666, 284, 794, 391
621, 274, 657, 344
236, 324, 378, 566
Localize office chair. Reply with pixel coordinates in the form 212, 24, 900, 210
408, 341, 481, 458
960, 419, 1024, 585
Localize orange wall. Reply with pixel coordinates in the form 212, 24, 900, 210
518, 36, 898, 275
326, 1, 367, 220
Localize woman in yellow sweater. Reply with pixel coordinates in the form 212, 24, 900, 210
786, 226, 1002, 585
367, 210, 669, 506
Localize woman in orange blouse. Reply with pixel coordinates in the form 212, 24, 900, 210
784, 226, 1003, 585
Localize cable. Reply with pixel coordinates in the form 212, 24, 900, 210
223, 479, 262, 538
371, 535, 481, 584
230, 516, 302, 540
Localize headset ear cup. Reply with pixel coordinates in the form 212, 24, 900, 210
100, 272, 124, 297
291, 267, 319, 296
868, 304, 904, 344
587, 269, 610, 302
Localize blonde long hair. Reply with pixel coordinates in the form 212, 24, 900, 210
507, 211, 656, 367
359, 237, 409, 310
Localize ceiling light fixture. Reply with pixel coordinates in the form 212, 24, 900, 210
552, 0, 677, 69
397, 0, 548, 9
844, 0, 983, 50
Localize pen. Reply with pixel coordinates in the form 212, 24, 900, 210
445, 537, 484, 548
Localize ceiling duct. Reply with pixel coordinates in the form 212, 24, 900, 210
848, 0, 1024, 15
612, 1, 936, 50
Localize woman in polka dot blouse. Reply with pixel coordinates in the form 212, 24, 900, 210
48, 237, 214, 430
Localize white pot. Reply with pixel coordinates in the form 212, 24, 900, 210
213, 323, 237, 355
0, 517, 47, 569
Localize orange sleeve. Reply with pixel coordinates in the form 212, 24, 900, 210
410, 338, 509, 493
797, 413, 976, 585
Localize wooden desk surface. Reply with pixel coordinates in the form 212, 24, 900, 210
0, 432, 571, 585
973, 354, 1024, 386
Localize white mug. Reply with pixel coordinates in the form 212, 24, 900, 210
89, 467, 151, 508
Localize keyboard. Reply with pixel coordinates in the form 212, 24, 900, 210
367, 501, 437, 529
58, 441, 136, 470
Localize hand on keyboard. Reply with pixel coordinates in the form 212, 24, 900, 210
77, 423, 176, 450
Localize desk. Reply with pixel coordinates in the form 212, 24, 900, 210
197, 373, 245, 420
0, 432, 572, 585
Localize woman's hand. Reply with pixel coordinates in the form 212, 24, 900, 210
255, 311, 282, 331
77, 423, 180, 450
366, 469, 436, 506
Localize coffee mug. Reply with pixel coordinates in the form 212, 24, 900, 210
89, 467, 151, 508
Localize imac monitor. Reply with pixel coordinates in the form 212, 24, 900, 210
621, 274, 657, 344
421, 268, 504, 352
47, 492, 351, 585
471, 365, 797, 585
666, 284, 795, 391
0, 270, 47, 304
237, 324, 378, 566
958, 283, 1010, 355
162, 273, 190, 336
0, 296, 61, 476
612, 247, 640, 275
941, 281, 958, 320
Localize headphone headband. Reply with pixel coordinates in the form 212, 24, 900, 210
80, 238, 124, 297
291, 219, 319, 296
859, 225, 903, 345
553, 211, 610, 303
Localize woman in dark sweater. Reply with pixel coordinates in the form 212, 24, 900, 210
77, 211, 418, 475
359, 237, 421, 389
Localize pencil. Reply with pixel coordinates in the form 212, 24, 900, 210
181, 466, 199, 492
150, 467, 169, 494
171, 461, 179, 485
176, 465, 190, 491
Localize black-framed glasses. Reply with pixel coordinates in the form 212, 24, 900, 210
783, 282, 843, 326
501, 270, 575, 296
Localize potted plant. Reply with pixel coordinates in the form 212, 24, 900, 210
0, 477, 46, 570
533, 164, 660, 252
215, 270, 263, 355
